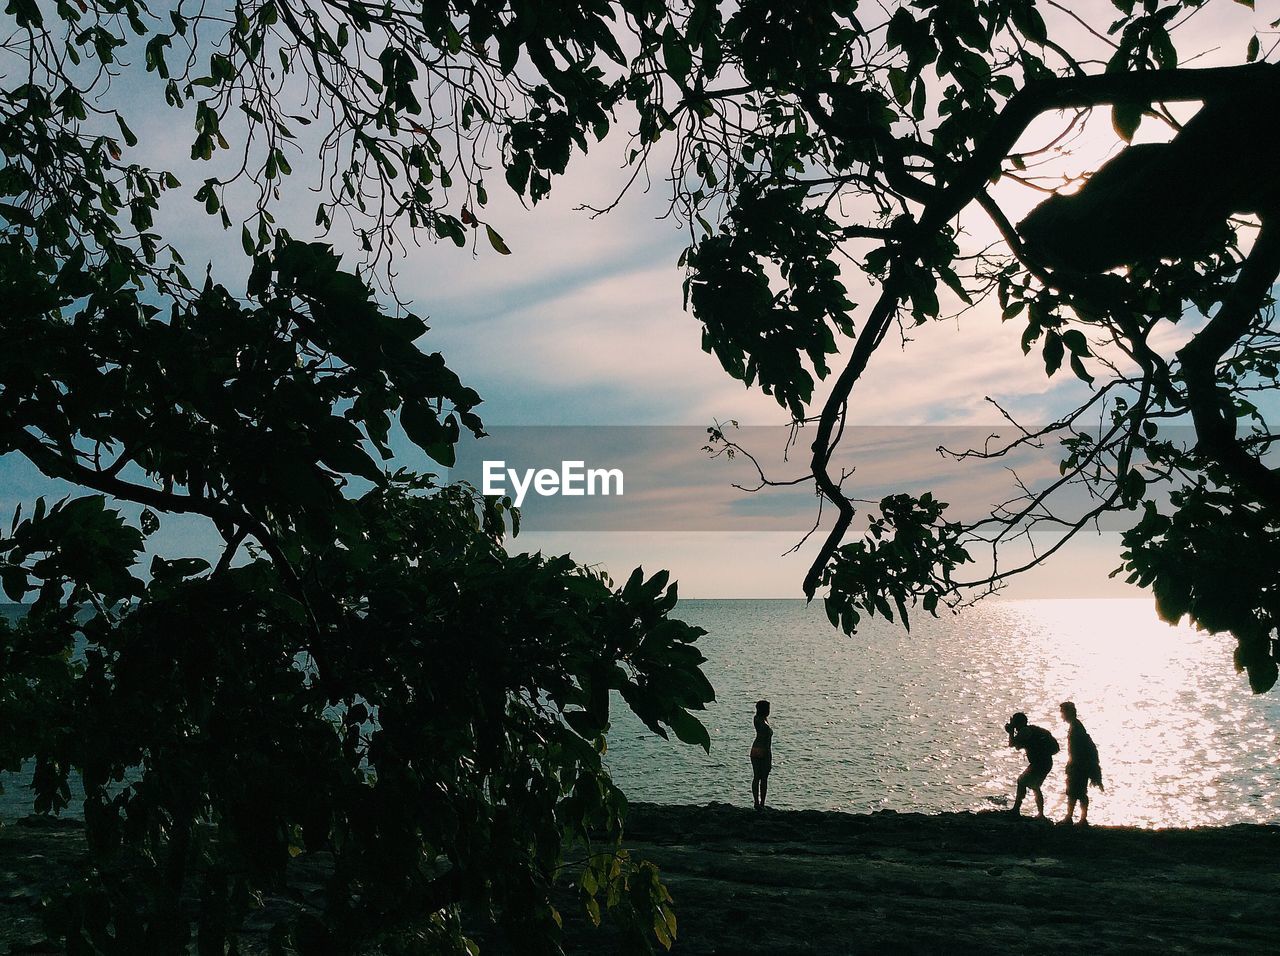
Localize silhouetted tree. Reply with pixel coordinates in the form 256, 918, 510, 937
634, 1, 1278, 692
0, 2, 713, 952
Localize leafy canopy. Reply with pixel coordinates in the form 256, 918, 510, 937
1, 1, 719, 953
625, 0, 1280, 692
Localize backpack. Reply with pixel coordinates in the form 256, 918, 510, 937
1075, 725, 1103, 787
1024, 725, 1060, 761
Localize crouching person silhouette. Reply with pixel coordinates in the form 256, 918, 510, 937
1005, 712, 1059, 819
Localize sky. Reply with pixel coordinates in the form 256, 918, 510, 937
2, 0, 1274, 602
363, 0, 1269, 599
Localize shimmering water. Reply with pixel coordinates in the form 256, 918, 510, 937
4, 599, 1278, 827
603, 599, 1280, 828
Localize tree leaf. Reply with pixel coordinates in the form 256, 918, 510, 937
662, 24, 692, 80
667, 709, 711, 753
1111, 103, 1142, 142
1043, 330, 1065, 376
887, 67, 911, 106
485, 224, 511, 255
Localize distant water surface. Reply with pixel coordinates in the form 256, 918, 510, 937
3, 599, 1278, 827
604, 598, 1280, 828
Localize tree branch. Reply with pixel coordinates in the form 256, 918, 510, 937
801, 62, 1280, 599
1176, 217, 1280, 511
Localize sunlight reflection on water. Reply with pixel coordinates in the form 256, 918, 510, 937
604, 598, 1280, 827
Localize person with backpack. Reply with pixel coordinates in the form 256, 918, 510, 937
1060, 701, 1103, 826
1004, 711, 1059, 819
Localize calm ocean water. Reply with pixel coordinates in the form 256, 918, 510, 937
4, 599, 1278, 827
604, 598, 1280, 828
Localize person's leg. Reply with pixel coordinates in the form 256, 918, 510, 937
759, 771, 769, 807
1013, 778, 1027, 814
1033, 786, 1045, 818
1063, 795, 1076, 824
751, 772, 761, 809
1078, 793, 1089, 825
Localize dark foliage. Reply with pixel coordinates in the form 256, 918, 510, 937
1, 1, 716, 952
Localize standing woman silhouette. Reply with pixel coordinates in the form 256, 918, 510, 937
750, 700, 773, 810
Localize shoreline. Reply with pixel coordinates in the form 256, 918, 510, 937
5, 803, 1278, 953
555, 801, 1279, 953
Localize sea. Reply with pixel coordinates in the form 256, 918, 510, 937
602, 598, 1280, 828
3, 599, 1278, 828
